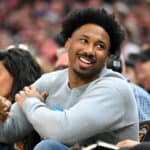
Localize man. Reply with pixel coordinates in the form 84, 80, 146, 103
0, 8, 138, 149
135, 45, 150, 93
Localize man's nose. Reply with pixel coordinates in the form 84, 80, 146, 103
86, 44, 94, 54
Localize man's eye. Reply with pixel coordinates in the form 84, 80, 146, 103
96, 44, 105, 50
80, 39, 87, 43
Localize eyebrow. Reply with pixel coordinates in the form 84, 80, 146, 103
80, 34, 107, 48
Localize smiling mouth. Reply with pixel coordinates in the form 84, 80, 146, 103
78, 54, 96, 64
77, 54, 96, 69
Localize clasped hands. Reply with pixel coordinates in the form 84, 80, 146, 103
15, 86, 48, 108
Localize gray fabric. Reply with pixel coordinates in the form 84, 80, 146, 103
0, 68, 139, 146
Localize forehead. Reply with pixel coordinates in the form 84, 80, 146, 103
72, 23, 110, 42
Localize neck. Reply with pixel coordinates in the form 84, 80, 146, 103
68, 69, 99, 89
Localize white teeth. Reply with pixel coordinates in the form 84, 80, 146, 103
80, 57, 91, 64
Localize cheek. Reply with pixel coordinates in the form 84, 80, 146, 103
97, 52, 108, 65
68, 45, 77, 61
0, 75, 13, 97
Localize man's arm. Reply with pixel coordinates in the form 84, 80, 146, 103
16, 78, 138, 145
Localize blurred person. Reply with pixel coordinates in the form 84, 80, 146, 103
70, 0, 87, 9
0, 8, 138, 150
0, 31, 13, 49
129, 1, 150, 45
135, 45, 150, 93
124, 56, 138, 84
121, 26, 140, 61
33, 30, 59, 64
48, 0, 66, 23
0, 46, 43, 150
107, 55, 150, 121
86, 0, 103, 9
54, 51, 68, 70
113, 1, 129, 25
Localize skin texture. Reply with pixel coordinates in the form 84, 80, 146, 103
0, 61, 13, 99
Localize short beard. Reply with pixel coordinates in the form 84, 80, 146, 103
73, 68, 101, 79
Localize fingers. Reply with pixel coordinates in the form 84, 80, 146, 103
3, 104, 11, 112
16, 86, 48, 102
0, 97, 11, 122
23, 86, 37, 94
116, 140, 140, 148
17, 86, 34, 97
0, 97, 11, 114
40, 92, 48, 101
0, 111, 9, 122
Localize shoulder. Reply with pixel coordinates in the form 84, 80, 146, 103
96, 68, 129, 90
85, 68, 132, 98
41, 68, 68, 81
33, 69, 68, 91
86, 68, 134, 102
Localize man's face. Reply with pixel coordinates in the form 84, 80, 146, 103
135, 60, 150, 91
65, 24, 110, 79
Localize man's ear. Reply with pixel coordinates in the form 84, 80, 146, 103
64, 38, 71, 51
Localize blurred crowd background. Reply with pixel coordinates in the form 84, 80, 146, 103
0, 0, 149, 73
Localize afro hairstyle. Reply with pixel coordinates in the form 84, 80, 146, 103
61, 8, 125, 55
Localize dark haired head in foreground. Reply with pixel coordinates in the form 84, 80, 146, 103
0, 47, 42, 150
0, 48, 42, 100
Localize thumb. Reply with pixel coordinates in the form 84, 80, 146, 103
40, 91, 48, 101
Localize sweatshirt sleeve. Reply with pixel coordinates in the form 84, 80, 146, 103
0, 103, 33, 143
22, 77, 138, 145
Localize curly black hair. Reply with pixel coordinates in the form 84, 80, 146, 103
61, 8, 125, 55
0, 48, 42, 99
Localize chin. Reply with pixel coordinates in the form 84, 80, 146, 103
73, 68, 101, 79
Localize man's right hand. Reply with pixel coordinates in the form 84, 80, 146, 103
0, 96, 11, 122
15, 86, 48, 109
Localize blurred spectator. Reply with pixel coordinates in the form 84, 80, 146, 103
107, 55, 150, 121
124, 54, 139, 84
135, 44, 150, 93
0, 0, 149, 68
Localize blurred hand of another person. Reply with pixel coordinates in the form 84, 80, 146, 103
116, 140, 140, 148
15, 86, 48, 108
0, 96, 11, 122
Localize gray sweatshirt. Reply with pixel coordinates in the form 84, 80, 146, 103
0, 68, 139, 146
